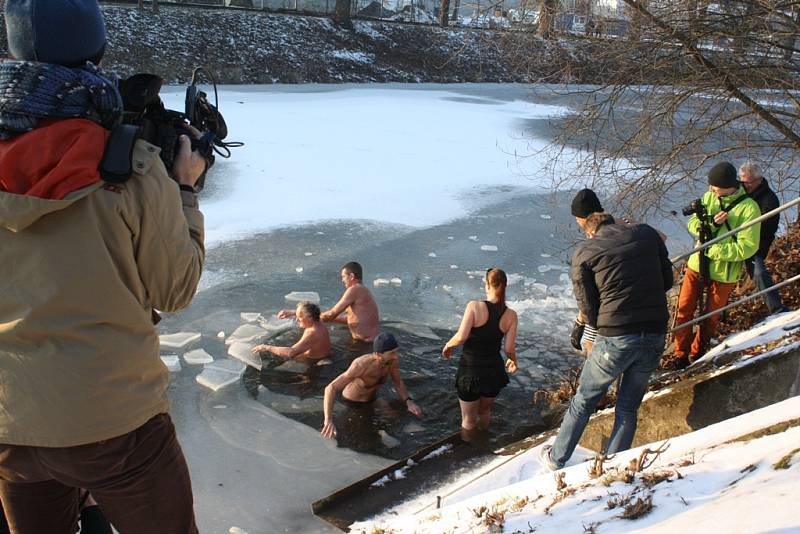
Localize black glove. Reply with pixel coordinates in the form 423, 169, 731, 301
570, 320, 585, 351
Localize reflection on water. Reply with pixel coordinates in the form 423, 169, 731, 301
242, 323, 575, 460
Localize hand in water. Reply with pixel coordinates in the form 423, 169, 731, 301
442, 345, 453, 359
407, 400, 422, 418
321, 420, 337, 439
505, 359, 518, 374
277, 309, 293, 319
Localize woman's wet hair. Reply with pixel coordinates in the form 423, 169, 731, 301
296, 301, 321, 321
485, 268, 508, 305
342, 261, 363, 281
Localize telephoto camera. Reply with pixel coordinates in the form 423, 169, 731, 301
117, 67, 242, 191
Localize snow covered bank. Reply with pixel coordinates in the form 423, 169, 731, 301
353, 396, 800, 533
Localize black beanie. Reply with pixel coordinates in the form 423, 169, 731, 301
5, 0, 107, 67
707, 162, 739, 189
571, 189, 604, 218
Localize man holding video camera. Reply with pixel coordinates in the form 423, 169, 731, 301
0, 1, 205, 532
672, 162, 761, 367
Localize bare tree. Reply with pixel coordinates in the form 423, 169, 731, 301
334, 0, 352, 27
538, 0, 558, 38
440, 0, 451, 26
137, 0, 159, 13
525, 0, 800, 216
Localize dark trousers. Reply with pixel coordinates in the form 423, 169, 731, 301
745, 254, 785, 314
0, 414, 198, 534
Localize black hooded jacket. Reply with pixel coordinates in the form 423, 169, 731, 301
747, 178, 780, 258
571, 221, 673, 337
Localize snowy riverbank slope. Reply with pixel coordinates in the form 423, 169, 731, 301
352, 311, 800, 533
0, 5, 578, 84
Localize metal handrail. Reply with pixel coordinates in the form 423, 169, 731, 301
670, 273, 800, 333
670, 196, 800, 264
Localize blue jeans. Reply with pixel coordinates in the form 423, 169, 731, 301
745, 255, 784, 314
551, 332, 665, 467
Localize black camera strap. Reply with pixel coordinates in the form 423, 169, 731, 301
100, 124, 141, 184
719, 192, 751, 238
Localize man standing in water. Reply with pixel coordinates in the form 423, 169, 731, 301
321, 332, 422, 438
541, 213, 672, 471
279, 261, 380, 342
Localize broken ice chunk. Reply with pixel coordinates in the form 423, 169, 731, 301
390, 277, 402, 285
161, 355, 181, 373
537, 265, 552, 273
480, 245, 498, 252
497, 231, 505, 235
540, 214, 552, 219
229, 527, 248, 534
304, 252, 313, 256
184, 348, 214, 365
428, 252, 437, 258
402, 421, 425, 434
468, 235, 478, 241
195, 359, 245, 392
273, 360, 309, 374
216, 331, 225, 339
373, 278, 390, 287
284, 291, 320, 304
450, 265, 458, 269
378, 430, 400, 448
295, 267, 303, 273
447, 236, 454, 240
225, 324, 268, 346
540, 253, 551, 258
386, 322, 441, 340
159, 332, 201, 349
228, 341, 262, 370
256, 315, 294, 337
240, 312, 262, 323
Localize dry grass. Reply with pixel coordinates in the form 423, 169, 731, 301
773, 448, 800, 470
620, 493, 654, 520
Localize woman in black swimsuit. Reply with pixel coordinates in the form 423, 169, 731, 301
442, 268, 518, 432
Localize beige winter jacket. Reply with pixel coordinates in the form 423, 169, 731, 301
0, 135, 204, 447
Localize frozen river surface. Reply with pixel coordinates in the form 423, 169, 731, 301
156, 84, 682, 533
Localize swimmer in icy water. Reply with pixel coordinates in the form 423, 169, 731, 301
278, 261, 379, 342
252, 301, 331, 361
321, 332, 422, 438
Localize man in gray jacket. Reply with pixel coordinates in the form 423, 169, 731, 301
0, 1, 206, 532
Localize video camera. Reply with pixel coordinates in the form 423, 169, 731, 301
117, 67, 242, 191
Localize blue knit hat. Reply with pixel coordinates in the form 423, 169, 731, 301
373, 332, 399, 354
5, 0, 107, 67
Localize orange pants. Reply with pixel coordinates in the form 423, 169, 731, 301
673, 267, 735, 358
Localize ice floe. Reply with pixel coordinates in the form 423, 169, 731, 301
468, 235, 478, 241
540, 214, 551, 219
386, 322, 441, 340
390, 277, 402, 285
161, 355, 181, 373
240, 312, 262, 323
273, 360, 310, 373
228, 341, 262, 370
184, 348, 214, 365
195, 359, 246, 392
480, 245, 498, 251
284, 291, 320, 304
226, 324, 268, 346
379, 430, 401, 448
428, 252, 437, 258
159, 331, 201, 349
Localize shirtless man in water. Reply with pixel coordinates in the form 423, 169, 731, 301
252, 301, 331, 361
321, 332, 422, 439
279, 261, 380, 342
